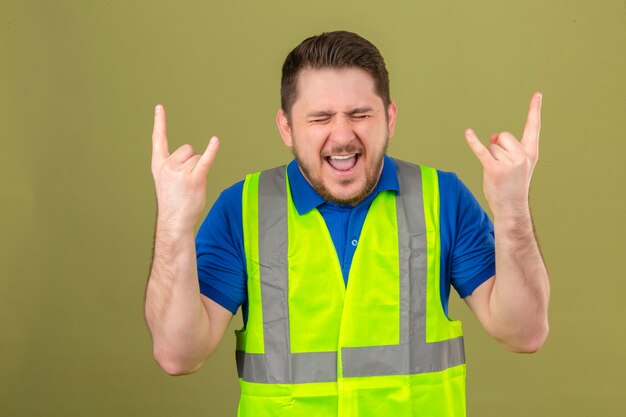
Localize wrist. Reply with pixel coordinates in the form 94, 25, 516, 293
154, 205, 198, 236
155, 220, 196, 241
493, 208, 531, 225
489, 198, 530, 221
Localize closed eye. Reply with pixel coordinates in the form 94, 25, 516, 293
310, 117, 331, 123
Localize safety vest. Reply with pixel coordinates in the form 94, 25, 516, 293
236, 159, 466, 417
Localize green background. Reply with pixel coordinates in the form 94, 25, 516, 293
1, 1, 624, 416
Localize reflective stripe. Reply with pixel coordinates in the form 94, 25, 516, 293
237, 159, 464, 383
341, 161, 464, 377
239, 166, 338, 383
257, 167, 290, 355
237, 351, 338, 384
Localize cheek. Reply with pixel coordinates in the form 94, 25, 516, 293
309, 125, 331, 141
293, 137, 324, 164
298, 129, 329, 153
356, 124, 388, 147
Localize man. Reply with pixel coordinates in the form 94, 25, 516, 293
145, 31, 549, 416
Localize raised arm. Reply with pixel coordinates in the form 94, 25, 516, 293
144, 105, 232, 375
463, 92, 550, 353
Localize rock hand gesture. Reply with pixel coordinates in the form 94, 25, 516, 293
464, 92, 542, 217
151, 105, 220, 232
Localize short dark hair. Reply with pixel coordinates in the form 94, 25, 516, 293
280, 31, 390, 116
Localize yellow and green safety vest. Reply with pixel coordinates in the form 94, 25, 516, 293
236, 159, 466, 417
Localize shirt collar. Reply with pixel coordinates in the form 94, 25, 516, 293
287, 155, 400, 215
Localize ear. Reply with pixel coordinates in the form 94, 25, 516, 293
386, 100, 398, 139
276, 109, 293, 148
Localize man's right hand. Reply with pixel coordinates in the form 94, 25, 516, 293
151, 104, 220, 231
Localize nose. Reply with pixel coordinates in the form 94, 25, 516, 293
328, 115, 356, 146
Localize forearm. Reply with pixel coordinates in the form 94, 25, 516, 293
490, 207, 550, 352
144, 223, 212, 374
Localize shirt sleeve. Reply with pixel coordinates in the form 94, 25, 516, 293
195, 180, 246, 314
440, 171, 496, 298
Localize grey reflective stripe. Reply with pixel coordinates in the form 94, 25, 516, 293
238, 166, 338, 383
341, 160, 465, 377
237, 350, 338, 384
397, 160, 465, 374
257, 166, 290, 356
236, 159, 465, 383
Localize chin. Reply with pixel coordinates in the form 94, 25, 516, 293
326, 183, 370, 205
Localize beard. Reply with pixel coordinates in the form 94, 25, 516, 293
292, 138, 389, 206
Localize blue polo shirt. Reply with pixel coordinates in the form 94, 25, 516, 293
196, 156, 495, 321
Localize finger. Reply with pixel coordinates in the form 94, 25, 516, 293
193, 136, 220, 177
487, 143, 509, 161
492, 131, 522, 155
521, 92, 542, 158
182, 154, 202, 171
170, 144, 196, 164
489, 133, 499, 144
464, 128, 493, 166
152, 105, 169, 162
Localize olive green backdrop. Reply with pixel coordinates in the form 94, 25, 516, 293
1, 0, 624, 416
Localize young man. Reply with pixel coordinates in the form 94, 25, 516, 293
145, 31, 549, 416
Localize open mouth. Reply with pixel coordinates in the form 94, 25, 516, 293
326, 154, 359, 172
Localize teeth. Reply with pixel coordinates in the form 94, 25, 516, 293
329, 154, 356, 160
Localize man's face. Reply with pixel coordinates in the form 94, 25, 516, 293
277, 67, 397, 205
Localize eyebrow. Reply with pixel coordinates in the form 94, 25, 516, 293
306, 107, 375, 118
306, 111, 335, 118
348, 107, 374, 115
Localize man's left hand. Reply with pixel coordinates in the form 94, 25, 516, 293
464, 92, 542, 217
